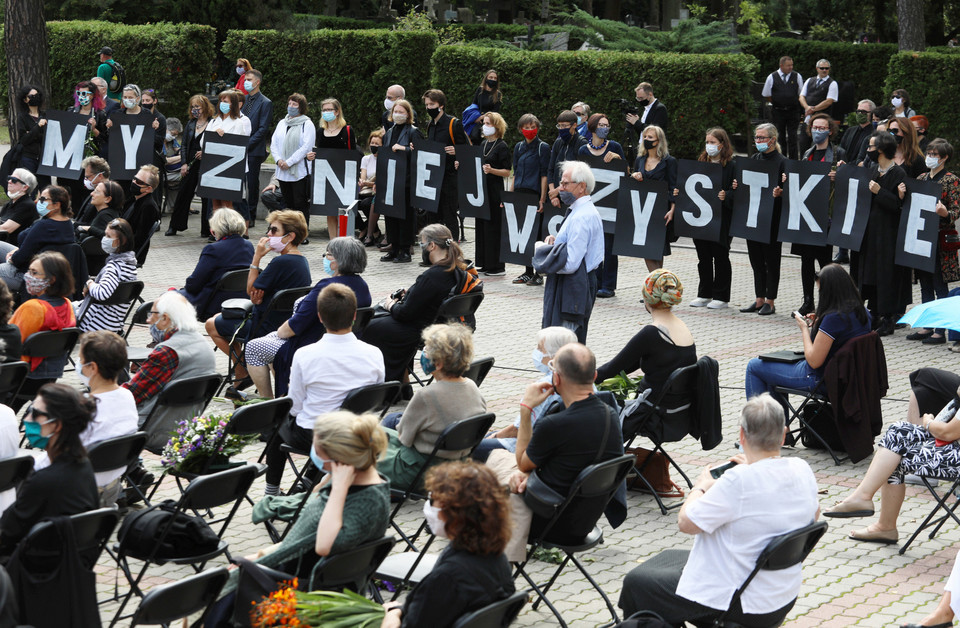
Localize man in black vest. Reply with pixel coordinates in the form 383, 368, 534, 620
423, 89, 469, 243
761, 56, 803, 159
797, 59, 838, 157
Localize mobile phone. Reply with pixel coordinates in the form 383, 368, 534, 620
792, 311, 803, 320
710, 461, 738, 479
390, 288, 405, 301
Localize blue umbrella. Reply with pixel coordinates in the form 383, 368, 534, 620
898, 296, 960, 332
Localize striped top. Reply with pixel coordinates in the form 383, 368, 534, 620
76, 251, 138, 333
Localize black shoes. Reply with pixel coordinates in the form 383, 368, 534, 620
877, 317, 895, 336
380, 252, 397, 262
797, 299, 815, 316
832, 252, 849, 264
164, 228, 177, 236
923, 335, 947, 345
758, 303, 776, 315
740, 302, 761, 313
394, 251, 412, 263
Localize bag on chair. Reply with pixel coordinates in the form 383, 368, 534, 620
117, 499, 219, 560
625, 446, 683, 498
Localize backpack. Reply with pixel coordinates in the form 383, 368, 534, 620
107, 60, 126, 94
116, 499, 220, 560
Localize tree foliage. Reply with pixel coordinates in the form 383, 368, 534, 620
560, 9, 740, 53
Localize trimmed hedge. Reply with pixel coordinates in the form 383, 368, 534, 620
431, 45, 758, 158
222, 29, 437, 136
740, 36, 897, 105
0, 21, 216, 120
885, 51, 960, 148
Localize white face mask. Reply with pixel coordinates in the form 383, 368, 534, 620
891, 97, 904, 108
705, 144, 720, 157
384, 98, 395, 111
392, 113, 408, 125
422, 501, 448, 538
482, 124, 496, 137
6, 188, 23, 200
532, 348, 551, 375
926, 155, 941, 169
78, 362, 93, 387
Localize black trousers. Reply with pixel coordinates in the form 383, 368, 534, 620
771, 107, 801, 160
384, 187, 415, 250
475, 209, 504, 272
693, 238, 732, 302
800, 245, 833, 301
515, 187, 541, 275
170, 162, 200, 232
265, 415, 314, 486
246, 153, 266, 224
746, 240, 782, 300
437, 172, 460, 239
279, 177, 310, 227
910, 368, 960, 416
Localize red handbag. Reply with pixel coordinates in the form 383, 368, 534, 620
940, 228, 960, 253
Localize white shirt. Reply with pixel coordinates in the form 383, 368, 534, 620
203, 113, 252, 145
800, 76, 839, 123
289, 332, 385, 429
0, 404, 19, 514
676, 457, 819, 614
761, 70, 804, 98
640, 98, 657, 124
270, 116, 317, 183
540, 195, 604, 274
361, 153, 377, 180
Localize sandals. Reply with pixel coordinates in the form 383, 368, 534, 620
823, 498, 875, 518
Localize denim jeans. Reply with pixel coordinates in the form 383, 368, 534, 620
917, 268, 949, 335
381, 412, 402, 430
745, 357, 820, 416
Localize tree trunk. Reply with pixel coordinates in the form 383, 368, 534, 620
5, 0, 50, 144
582, 0, 594, 16
541, 0, 549, 22
897, 0, 926, 50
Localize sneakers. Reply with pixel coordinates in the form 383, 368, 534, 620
689, 297, 710, 308
707, 300, 728, 309
513, 273, 533, 284
483, 268, 506, 276
526, 274, 544, 286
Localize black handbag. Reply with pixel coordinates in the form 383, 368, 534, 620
221, 298, 254, 320
117, 499, 220, 560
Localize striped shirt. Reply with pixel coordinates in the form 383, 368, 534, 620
76, 251, 137, 333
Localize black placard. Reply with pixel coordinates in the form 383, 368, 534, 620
580, 154, 627, 234
411, 136, 447, 214
612, 177, 669, 260
499, 191, 541, 266
779, 160, 832, 246
37, 110, 89, 179
309, 148, 361, 217
542, 204, 565, 238
896, 177, 942, 273
374, 148, 407, 219
456, 145, 489, 220
107, 114, 155, 180
196, 131, 248, 202
827, 164, 872, 251
674, 159, 723, 242
730, 159, 780, 243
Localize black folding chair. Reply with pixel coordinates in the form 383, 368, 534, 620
410, 291, 485, 386
453, 590, 529, 628
141, 373, 223, 458
87, 432, 149, 506
110, 465, 259, 626
353, 305, 375, 339
19, 507, 121, 572
307, 534, 396, 592
0, 361, 28, 406
709, 521, 827, 627
13, 328, 81, 408
136, 220, 161, 268
0, 454, 34, 495
464, 357, 495, 388
76, 279, 144, 331
129, 566, 230, 628
899, 472, 960, 554
124, 300, 154, 342
196, 268, 249, 322
512, 454, 635, 628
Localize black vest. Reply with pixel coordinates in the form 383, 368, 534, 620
770, 72, 800, 109
803, 76, 834, 107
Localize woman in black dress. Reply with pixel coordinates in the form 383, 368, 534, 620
631, 125, 678, 273
15, 85, 49, 190
306, 98, 358, 241
474, 112, 511, 276
380, 100, 422, 264
468, 69, 502, 145
167, 94, 213, 237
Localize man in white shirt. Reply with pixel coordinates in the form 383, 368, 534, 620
263, 283, 384, 494
798, 58, 839, 155
619, 393, 820, 626
761, 56, 803, 159
626, 82, 668, 136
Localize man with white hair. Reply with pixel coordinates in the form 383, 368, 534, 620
89, 77, 119, 116
381, 84, 414, 133
797, 58, 838, 156
534, 161, 604, 342
123, 291, 217, 452
618, 393, 820, 626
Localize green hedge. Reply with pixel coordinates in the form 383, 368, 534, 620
740, 36, 897, 105
292, 14, 387, 30
431, 45, 757, 158
885, 51, 960, 148
0, 21, 216, 121
222, 29, 437, 137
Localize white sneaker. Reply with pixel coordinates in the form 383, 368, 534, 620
689, 297, 710, 307
707, 300, 728, 309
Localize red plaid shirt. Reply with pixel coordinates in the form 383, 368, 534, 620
123, 346, 179, 405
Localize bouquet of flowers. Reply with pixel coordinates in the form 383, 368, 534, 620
597, 370, 644, 403
160, 412, 256, 473
251, 581, 385, 627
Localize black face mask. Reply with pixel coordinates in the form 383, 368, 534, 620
893, 134, 903, 145
865, 150, 878, 161
643, 139, 656, 150
130, 180, 142, 196
426, 106, 441, 119
486, 79, 498, 89
421, 245, 432, 265
26, 94, 40, 106
637, 98, 649, 107
370, 145, 379, 155
142, 102, 154, 111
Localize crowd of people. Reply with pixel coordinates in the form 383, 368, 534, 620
0, 45, 956, 628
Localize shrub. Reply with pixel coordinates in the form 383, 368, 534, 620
885, 51, 960, 148
430, 45, 757, 158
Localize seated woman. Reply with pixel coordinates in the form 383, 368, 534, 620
364, 224, 469, 382
0, 168, 38, 244
472, 326, 577, 462
204, 209, 310, 384
900, 547, 960, 628
252, 236, 371, 399
181, 208, 254, 320
595, 269, 696, 440
75, 218, 137, 333
824, 370, 960, 545
745, 264, 871, 414
75, 180, 123, 241
381, 461, 515, 628
0, 185, 74, 292
378, 324, 486, 492
10, 252, 76, 408
0, 383, 98, 557
36, 331, 137, 507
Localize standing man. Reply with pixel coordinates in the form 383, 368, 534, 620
797, 59, 838, 156
626, 82, 668, 136
241, 69, 273, 229
535, 161, 604, 342
572, 101, 591, 138
89, 77, 119, 117
546, 111, 586, 208
761, 56, 803, 159
423, 89, 468, 241
381, 84, 411, 133
95, 47, 122, 102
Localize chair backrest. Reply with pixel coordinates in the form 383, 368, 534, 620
86, 432, 148, 474
0, 454, 34, 493
252, 285, 312, 337
130, 566, 230, 627
136, 220, 161, 267
463, 357, 495, 387
21, 328, 80, 360
19, 507, 121, 570
650, 361, 699, 411
340, 381, 402, 416
90, 279, 144, 307
452, 590, 528, 628
353, 306, 375, 338
225, 397, 293, 437
0, 361, 28, 398
124, 300, 154, 340
308, 535, 396, 591
435, 291, 485, 325
198, 268, 249, 322
41, 242, 88, 300
79, 235, 105, 258
155, 373, 222, 409
181, 464, 259, 512
433, 412, 497, 456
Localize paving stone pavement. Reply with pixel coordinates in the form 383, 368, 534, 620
87, 213, 960, 627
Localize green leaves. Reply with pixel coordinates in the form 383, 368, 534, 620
884, 51, 960, 152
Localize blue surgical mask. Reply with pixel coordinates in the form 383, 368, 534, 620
322, 111, 336, 123
594, 126, 610, 140
122, 98, 136, 109
24, 420, 50, 450
559, 190, 577, 206
149, 323, 167, 344
323, 257, 335, 276
576, 115, 583, 125
35, 200, 50, 217
309, 446, 332, 472
243, 80, 254, 92
219, 101, 231, 115
101, 235, 117, 255
755, 142, 769, 153
926, 155, 941, 169
420, 352, 436, 376
532, 348, 551, 374
287, 106, 299, 117
705, 144, 721, 157
812, 129, 830, 145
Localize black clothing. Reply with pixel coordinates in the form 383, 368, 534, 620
771, 107, 801, 160
77, 206, 120, 241
122, 193, 160, 265
0, 197, 37, 243
279, 178, 310, 227
910, 368, 960, 417
170, 117, 205, 232
791, 143, 843, 291
900, 152, 926, 179
693, 159, 735, 302
839, 124, 872, 163
596, 325, 698, 398
0, 324, 21, 362
547, 135, 587, 188
746, 150, 786, 299
401, 547, 514, 628
0, 457, 98, 556
858, 163, 908, 317
265, 415, 314, 486
475, 138, 511, 272
633, 154, 679, 259
468, 88, 502, 144
426, 112, 468, 237
315, 124, 357, 151
16, 113, 45, 160
630, 100, 669, 135
768, 71, 802, 159
802, 76, 834, 110
382, 123, 422, 250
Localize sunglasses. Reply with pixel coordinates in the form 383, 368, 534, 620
6, 177, 23, 186
76, 91, 92, 97
133, 177, 148, 187
25, 406, 53, 422
817, 66, 830, 70
38, 196, 50, 203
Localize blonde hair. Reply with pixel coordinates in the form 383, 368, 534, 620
265, 209, 308, 246
313, 411, 388, 470
639, 125, 670, 160
319, 97, 347, 130
482, 112, 507, 139
423, 323, 474, 377
755, 123, 782, 154
388, 99, 414, 123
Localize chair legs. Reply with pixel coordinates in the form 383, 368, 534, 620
512, 561, 569, 628
899, 477, 960, 554
777, 389, 848, 465
630, 443, 693, 516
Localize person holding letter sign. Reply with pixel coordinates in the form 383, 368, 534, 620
380, 99, 422, 264
631, 125, 677, 272
168, 95, 214, 237
305, 98, 357, 241
510, 114, 550, 286
581, 113, 625, 298
737, 123, 785, 316
547, 111, 587, 208
201, 90, 251, 213
909, 139, 960, 345
474, 112, 511, 277
423, 89, 469, 242
104, 84, 162, 189
15, 85, 49, 189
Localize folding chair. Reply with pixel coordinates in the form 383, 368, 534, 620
141, 373, 223, 457
110, 465, 259, 626
453, 590, 528, 628
13, 328, 81, 408
899, 472, 960, 554
135, 220, 161, 268
353, 305, 375, 339
87, 431, 149, 506
513, 454, 635, 628
464, 356, 495, 387
0, 361, 28, 406
0, 454, 34, 496
707, 521, 827, 627
410, 291, 485, 386
306, 534, 396, 592
124, 300, 154, 342
18, 507, 121, 572
196, 268, 249, 322
76, 279, 144, 331
129, 566, 230, 628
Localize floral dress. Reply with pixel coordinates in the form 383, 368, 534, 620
917, 170, 960, 283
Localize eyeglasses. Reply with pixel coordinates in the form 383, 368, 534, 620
817, 66, 830, 70
811, 126, 830, 132
753, 136, 770, 141
75, 91, 92, 97
558, 180, 577, 187
6, 177, 22, 186
555, 124, 572, 130
856, 110, 872, 115
38, 196, 50, 203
